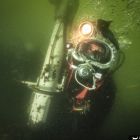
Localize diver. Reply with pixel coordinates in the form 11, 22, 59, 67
65, 18, 120, 113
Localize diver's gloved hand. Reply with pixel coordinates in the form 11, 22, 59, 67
97, 19, 119, 50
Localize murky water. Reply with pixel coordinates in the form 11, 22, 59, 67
76, 0, 140, 139
0, 0, 140, 140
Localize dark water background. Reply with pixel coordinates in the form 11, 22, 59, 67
0, 0, 140, 140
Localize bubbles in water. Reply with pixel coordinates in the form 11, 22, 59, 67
77, 0, 140, 50
118, 36, 132, 49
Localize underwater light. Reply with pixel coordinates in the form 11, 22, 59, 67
80, 22, 94, 36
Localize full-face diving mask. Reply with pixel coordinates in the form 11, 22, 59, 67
66, 20, 118, 90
